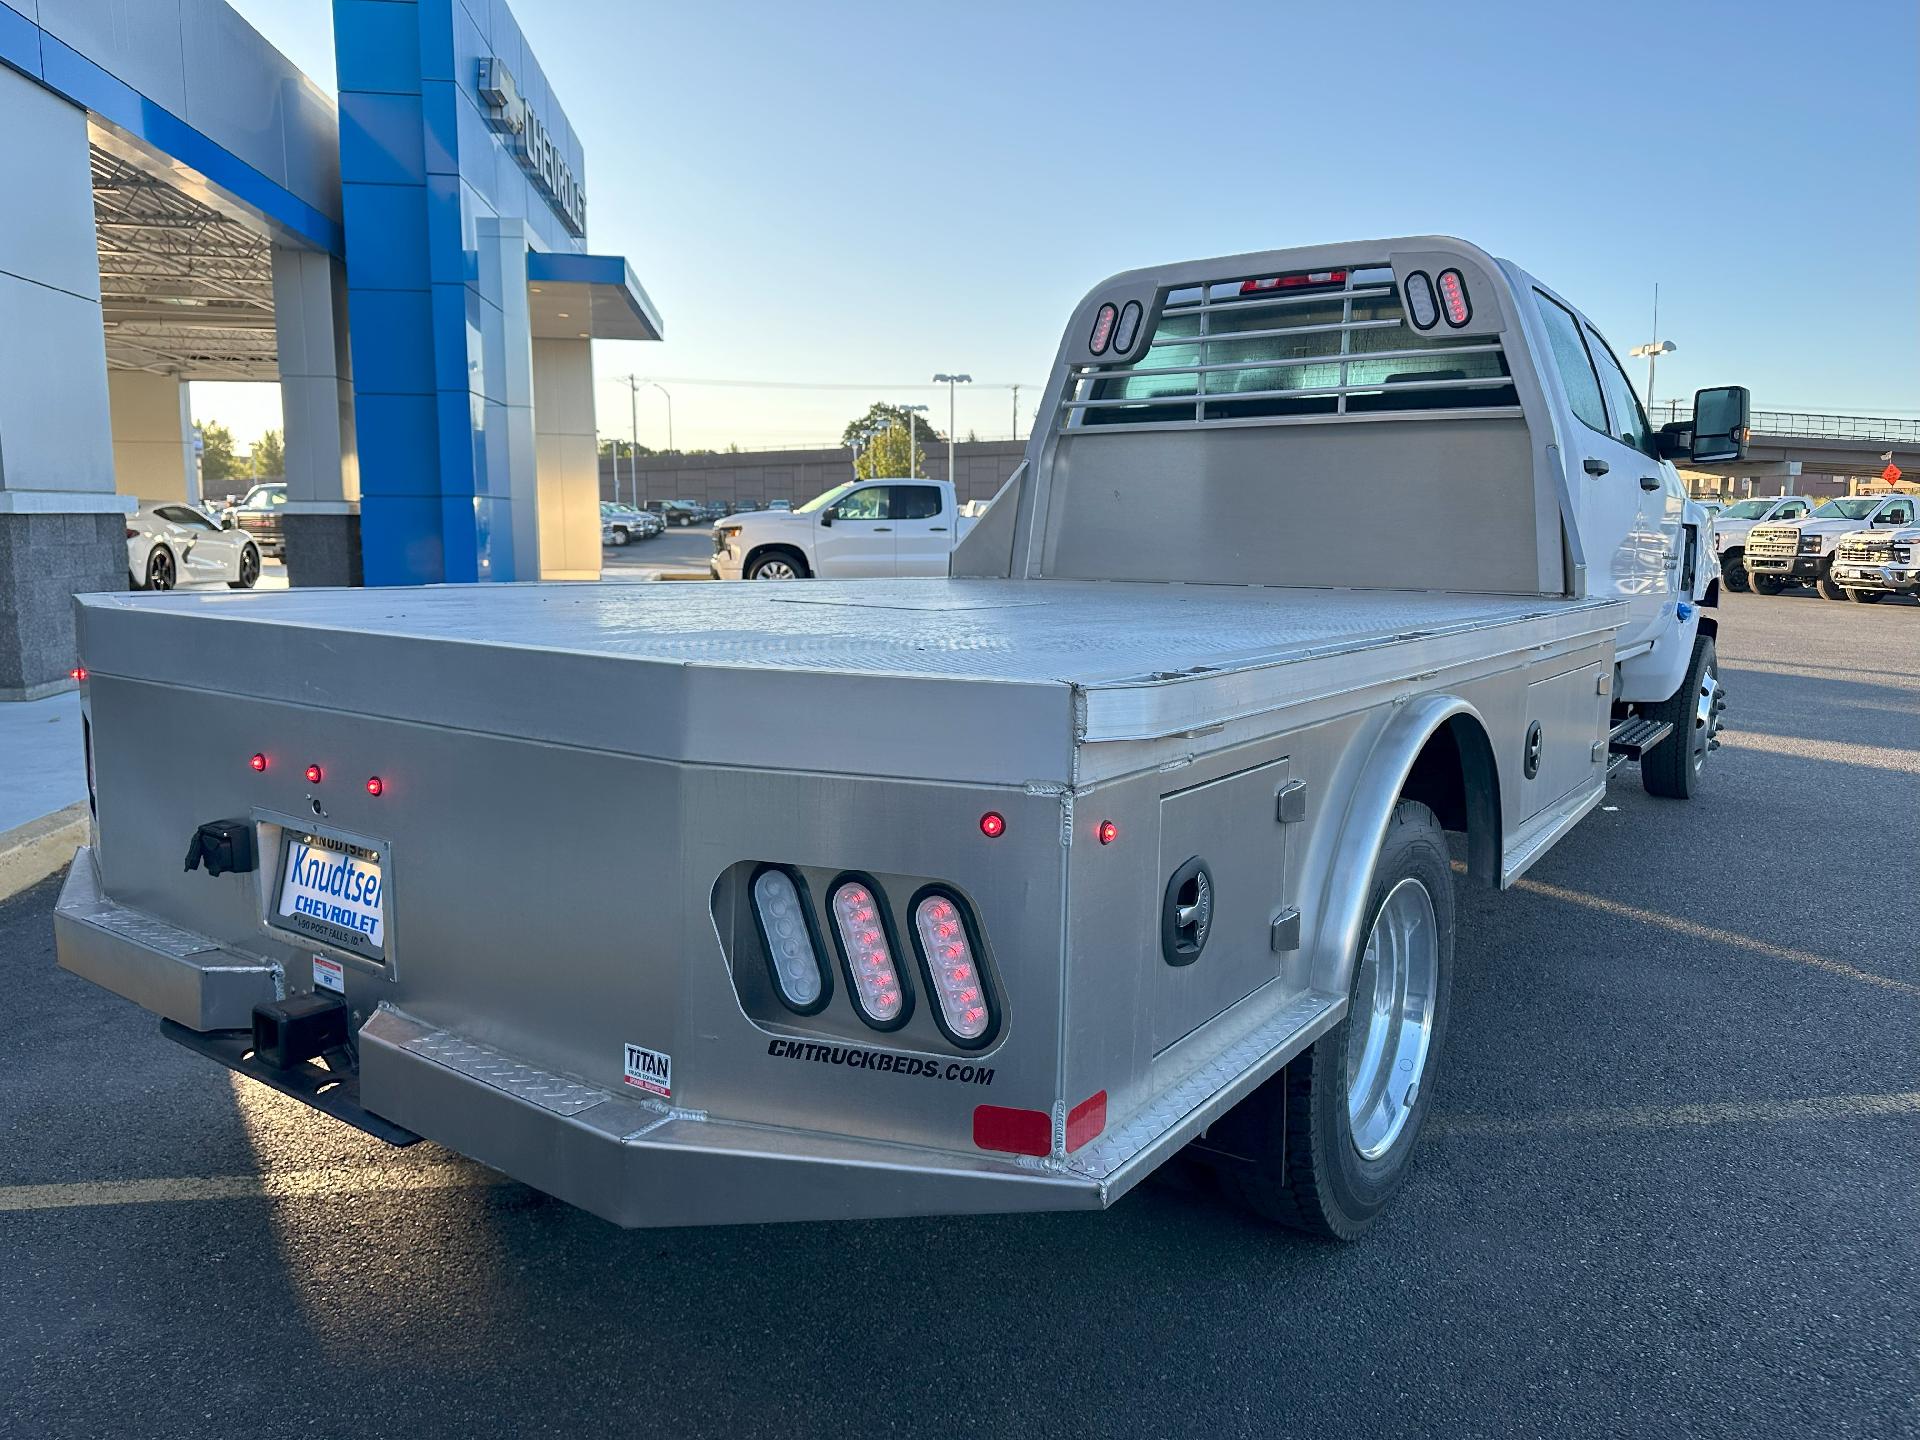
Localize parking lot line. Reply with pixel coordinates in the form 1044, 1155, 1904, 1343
1512, 874, 1920, 999
1429, 1090, 1920, 1140
0, 1158, 502, 1215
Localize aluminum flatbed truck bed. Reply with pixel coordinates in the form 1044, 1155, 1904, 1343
59, 577, 1623, 1226
58, 237, 1734, 1237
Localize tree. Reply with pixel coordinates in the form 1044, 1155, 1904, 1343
198, 422, 240, 482
251, 428, 284, 478
597, 439, 654, 459
841, 402, 938, 479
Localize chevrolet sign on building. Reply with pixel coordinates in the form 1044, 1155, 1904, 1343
479, 57, 588, 238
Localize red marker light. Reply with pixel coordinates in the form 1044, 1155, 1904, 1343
1438, 268, 1471, 327
69, 666, 88, 683
365, 776, 384, 797
979, 811, 1006, 838
304, 764, 323, 785
1097, 819, 1119, 846
249, 753, 268, 773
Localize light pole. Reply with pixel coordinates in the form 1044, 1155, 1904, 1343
646, 381, 674, 453
900, 403, 928, 478
625, 377, 639, 506
1630, 284, 1675, 419
932, 373, 971, 486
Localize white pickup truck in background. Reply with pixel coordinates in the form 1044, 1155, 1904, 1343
710, 478, 980, 579
1709, 494, 1811, 592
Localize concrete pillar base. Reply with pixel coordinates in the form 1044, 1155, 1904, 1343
0, 513, 128, 701
284, 511, 362, 588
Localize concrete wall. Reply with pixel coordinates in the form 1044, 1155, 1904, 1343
604, 440, 1027, 511
108, 372, 197, 504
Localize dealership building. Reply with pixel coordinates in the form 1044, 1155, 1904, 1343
0, 0, 660, 698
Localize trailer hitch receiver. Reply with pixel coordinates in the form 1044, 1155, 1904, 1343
253, 994, 350, 1070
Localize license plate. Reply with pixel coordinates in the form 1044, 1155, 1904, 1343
275, 831, 385, 961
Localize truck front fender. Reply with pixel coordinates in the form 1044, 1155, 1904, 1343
1305, 693, 1493, 1001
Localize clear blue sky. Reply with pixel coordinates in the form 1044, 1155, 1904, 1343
211, 0, 1918, 453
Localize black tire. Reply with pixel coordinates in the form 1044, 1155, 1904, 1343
1640, 632, 1718, 799
1719, 556, 1748, 592
1846, 589, 1883, 604
745, 547, 809, 580
1815, 563, 1849, 601
1223, 800, 1455, 1240
1748, 573, 1783, 595
144, 547, 176, 591
609, 527, 630, 547
228, 544, 260, 590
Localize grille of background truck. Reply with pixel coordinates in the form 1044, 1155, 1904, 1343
1745, 531, 1800, 558
1064, 264, 1519, 430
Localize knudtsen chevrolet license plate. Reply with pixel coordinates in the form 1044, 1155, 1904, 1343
276, 831, 385, 961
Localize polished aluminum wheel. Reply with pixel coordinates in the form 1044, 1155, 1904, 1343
1346, 877, 1439, 1161
1692, 660, 1723, 776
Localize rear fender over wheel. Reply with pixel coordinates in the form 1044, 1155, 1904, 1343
1218, 800, 1456, 1240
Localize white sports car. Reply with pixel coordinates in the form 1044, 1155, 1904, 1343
126, 502, 262, 591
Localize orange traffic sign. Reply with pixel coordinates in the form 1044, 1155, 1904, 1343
1884, 463, 1904, 484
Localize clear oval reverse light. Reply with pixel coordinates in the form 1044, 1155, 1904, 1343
753, 868, 826, 1011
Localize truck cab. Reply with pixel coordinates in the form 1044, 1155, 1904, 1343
1710, 494, 1812, 592
1745, 492, 1917, 599
711, 478, 973, 580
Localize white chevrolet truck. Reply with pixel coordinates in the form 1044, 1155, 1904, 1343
1709, 494, 1810, 592
1832, 513, 1920, 603
1743, 492, 1916, 598
709, 478, 977, 580
57, 238, 1739, 1239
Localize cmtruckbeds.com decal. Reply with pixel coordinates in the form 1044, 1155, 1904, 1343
767, 1038, 994, 1086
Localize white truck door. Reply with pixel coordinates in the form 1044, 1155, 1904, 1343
1531, 291, 1658, 634
888, 483, 952, 576
1584, 324, 1681, 616
812, 483, 897, 578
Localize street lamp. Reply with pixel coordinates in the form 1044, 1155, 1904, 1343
900, 403, 929, 478
932, 373, 972, 487
1629, 282, 1675, 419
646, 381, 674, 453
1630, 340, 1676, 419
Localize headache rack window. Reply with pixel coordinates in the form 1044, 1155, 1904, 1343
1066, 265, 1517, 429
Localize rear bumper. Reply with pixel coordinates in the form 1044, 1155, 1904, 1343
54, 846, 281, 1030
357, 1008, 1098, 1228
51, 846, 1099, 1228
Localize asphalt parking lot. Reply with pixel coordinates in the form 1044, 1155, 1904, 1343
3, 588, 1916, 1439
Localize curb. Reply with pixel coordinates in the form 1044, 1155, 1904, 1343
0, 802, 87, 902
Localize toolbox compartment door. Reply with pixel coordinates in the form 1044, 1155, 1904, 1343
1521, 656, 1608, 816
1152, 756, 1291, 1054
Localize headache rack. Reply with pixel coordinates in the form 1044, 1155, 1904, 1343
1064, 264, 1519, 430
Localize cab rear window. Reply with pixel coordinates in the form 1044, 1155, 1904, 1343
1070, 265, 1516, 428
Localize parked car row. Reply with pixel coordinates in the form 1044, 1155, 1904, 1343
1723, 490, 1918, 603
601, 502, 665, 546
